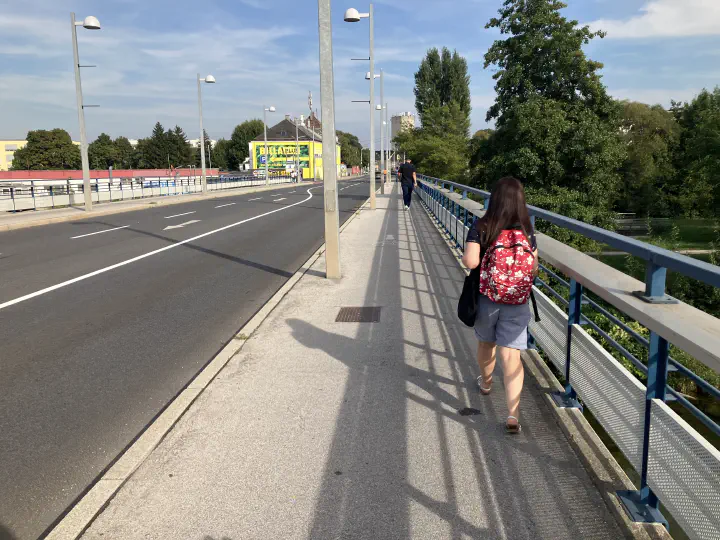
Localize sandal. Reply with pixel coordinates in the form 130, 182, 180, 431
505, 416, 522, 434
476, 375, 492, 395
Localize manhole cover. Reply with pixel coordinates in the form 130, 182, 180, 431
335, 307, 381, 323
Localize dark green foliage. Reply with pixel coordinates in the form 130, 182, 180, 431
337, 130, 362, 168
11, 129, 81, 170
227, 120, 265, 170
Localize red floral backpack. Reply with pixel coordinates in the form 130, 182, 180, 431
478, 229, 536, 305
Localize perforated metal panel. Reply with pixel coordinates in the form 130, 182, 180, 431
570, 325, 646, 472
529, 287, 568, 374
647, 399, 720, 540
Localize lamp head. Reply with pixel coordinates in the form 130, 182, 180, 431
268, 106, 276, 112
204, 75, 216, 84
344, 8, 361, 22
82, 16, 101, 30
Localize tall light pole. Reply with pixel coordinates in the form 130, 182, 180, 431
263, 106, 276, 186
345, 5, 375, 210
295, 116, 300, 181
71, 13, 101, 212
197, 74, 216, 194
379, 67, 385, 193
385, 102, 390, 184
319, 0, 341, 278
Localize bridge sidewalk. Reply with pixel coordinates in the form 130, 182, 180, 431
81, 186, 623, 539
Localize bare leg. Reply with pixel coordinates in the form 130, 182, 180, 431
497, 346, 524, 424
476, 341, 496, 392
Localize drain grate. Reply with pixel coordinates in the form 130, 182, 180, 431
335, 307, 381, 323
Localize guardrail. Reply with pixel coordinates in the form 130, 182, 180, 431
416, 174, 720, 539
0, 174, 294, 212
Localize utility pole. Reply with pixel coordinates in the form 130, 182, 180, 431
318, 0, 341, 278
379, 69, 385, 194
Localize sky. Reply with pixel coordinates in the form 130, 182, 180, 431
1, 0, 719, 149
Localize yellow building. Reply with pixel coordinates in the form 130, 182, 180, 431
0, 139, 28, 171
250, 118, 340, 180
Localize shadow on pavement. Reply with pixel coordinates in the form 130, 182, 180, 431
0, 523, 17, 540
287, 191, 620, 539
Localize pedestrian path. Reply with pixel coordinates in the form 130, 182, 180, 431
81, 187, 624, 539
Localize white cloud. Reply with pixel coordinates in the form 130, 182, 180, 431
590, 0, 720, 38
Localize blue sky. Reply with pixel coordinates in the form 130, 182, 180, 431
1, 0, 719, 148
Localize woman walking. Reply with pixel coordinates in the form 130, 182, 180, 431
461, 177, 538, 434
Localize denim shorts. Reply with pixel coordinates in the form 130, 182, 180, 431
474, 295, 532, 350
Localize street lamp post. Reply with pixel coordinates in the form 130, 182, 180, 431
197, 74, 216, 194
70, 12, 101, 212
345, 4, 375, 210
263, 106, 276, 186
295, 116, 300, 182
379, 68, 385, 193
319, 0, 341, 278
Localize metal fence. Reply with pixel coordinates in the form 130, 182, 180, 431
416, 174, 720, 540
0, 174, 294, 212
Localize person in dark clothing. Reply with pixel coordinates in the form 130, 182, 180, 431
398, 158, 417, 210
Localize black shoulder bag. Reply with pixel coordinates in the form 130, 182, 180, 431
457, 228, 485, 327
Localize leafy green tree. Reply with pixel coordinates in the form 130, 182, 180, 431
211, 138, 230, 170
167, 126, 193, 168
672, 88, 720, 217
337, 130, 362, 168
479, 0, 625, 204
88, 133, 117, 170
397, 48, 471, 180
227, 119, 265, 170
11, 129, 81, 170
415, 47, 471, 132
114, 136, 135, 169
616, 101, 679, 217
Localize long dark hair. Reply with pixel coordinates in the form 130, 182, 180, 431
476, 177, 532, 245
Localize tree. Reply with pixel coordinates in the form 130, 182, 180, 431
114, 137, 135, 169
167, 126, 193, 168
479, 0, 625, 204
88, 133, 117, 170
337, 130, 362, 168
227, 119, 265, 170
397, 48, 472, 180
616, 101, 679, 217
11, 129, 81, 170
212, 138, 230, 170
671, 88, 720, 217
133, 122, 170, 168
414, 47, 471, 135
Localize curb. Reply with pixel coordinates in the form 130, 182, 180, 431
43, 183, 377, 540
415, 196, 671, 540
1, 176, 366, 233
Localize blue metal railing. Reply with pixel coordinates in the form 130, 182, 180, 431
416, 174, 720, 532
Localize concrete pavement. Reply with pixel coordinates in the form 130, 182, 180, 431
81, 185, 623, 539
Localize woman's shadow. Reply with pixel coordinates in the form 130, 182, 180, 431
0, 524, 17, 540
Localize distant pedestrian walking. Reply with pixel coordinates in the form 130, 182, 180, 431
461, 177, 538, 434
398, 158, 417, 211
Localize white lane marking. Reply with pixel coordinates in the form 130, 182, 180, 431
248, 197, 262, 201
163, 220, 201, 231
290, 191, 296, 193
0, 189, 317, 312
164, 211, 196, 219
71, 226, 130, 239
215, 203, 236, 208
273, 198, 287, 202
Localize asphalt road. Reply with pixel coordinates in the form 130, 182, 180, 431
0, 178, 371, 539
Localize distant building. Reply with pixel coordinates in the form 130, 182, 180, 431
391, 112, 415, 144
188, 138, 217, 149
250, 116, 340, 180
0, 139, 28, 171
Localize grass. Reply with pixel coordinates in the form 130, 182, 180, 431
603, 218, 717, 252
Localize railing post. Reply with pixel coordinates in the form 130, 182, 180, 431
551, 278, 583, 409
633, 261, 677, 304
462, 190, 467, 200
31, 181, 36, 209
